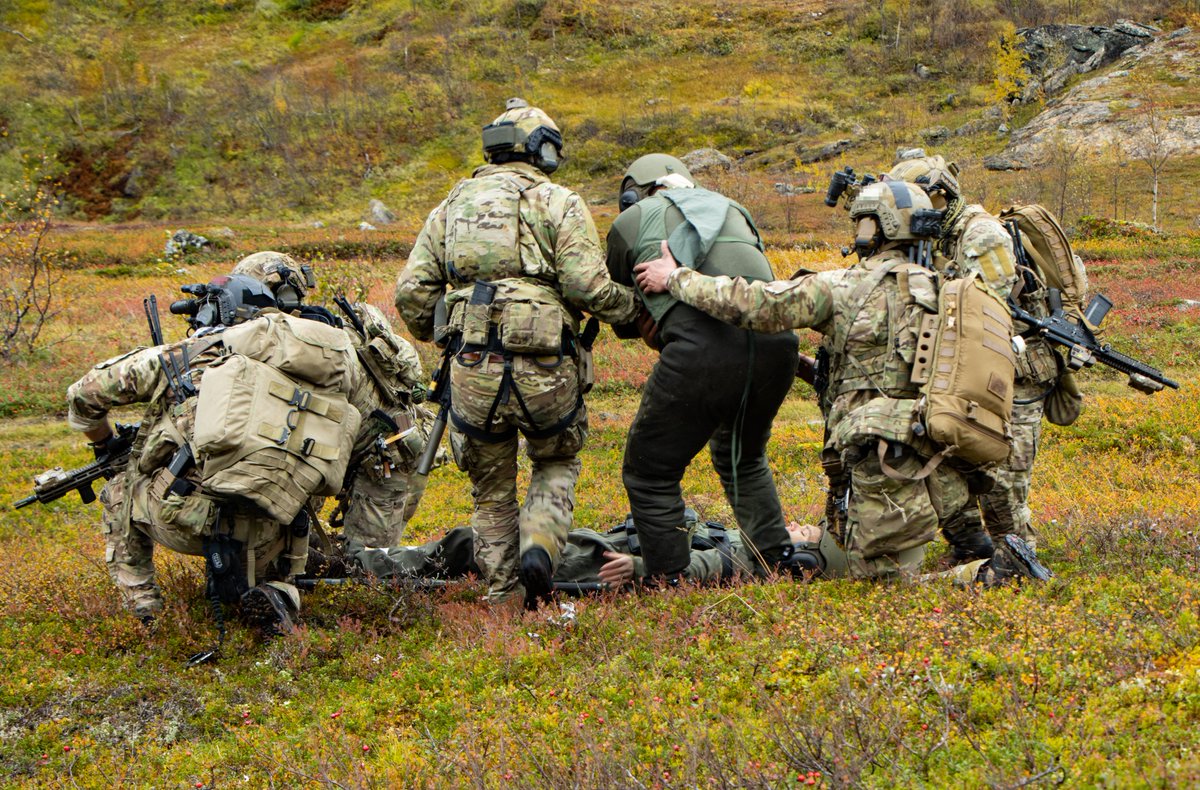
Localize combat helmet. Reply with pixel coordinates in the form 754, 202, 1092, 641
170, 273, 277, 330
849, 180, 938, 242
482, 98, 563, 174
231, 251, 315, 312
887, 150, 962, 202
618, 153, 695, 211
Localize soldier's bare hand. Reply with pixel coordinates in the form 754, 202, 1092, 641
598, 551, 635, 586
633, 240, 679, 294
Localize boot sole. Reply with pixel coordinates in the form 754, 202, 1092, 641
1002, 535, 1053, 581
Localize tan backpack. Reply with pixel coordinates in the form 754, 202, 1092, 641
912, 273, 1015, 466
998, 204, 1089, 318
192, 313, 361, 523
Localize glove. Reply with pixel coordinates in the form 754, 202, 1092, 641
89, 432, 125, 462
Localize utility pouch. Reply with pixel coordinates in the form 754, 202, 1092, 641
499, 301, 562, 355
161, 492, 217, 536
461, 302, 492, 347
1014, 338, 1059, 385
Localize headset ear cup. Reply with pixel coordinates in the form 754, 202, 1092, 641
536, 141, 559, 173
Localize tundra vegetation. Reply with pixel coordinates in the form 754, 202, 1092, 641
2, 1, 1200, 787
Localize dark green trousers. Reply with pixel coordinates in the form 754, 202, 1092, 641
621, 305, 798, 577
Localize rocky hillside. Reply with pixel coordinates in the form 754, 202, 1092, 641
0, 0, 1196, 228
988, 24, 1200, 170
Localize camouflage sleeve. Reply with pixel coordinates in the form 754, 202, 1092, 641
960, 215, 1018, 296
394, 201, 450, 342
66, 345, 165, 432
667, 268, 837, 335
554, 192, 640, 325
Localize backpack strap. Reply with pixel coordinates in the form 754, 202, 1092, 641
826, 258, 906, 393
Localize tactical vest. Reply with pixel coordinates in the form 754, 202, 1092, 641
826, 251, 938, 401
191, 312, 361, 523
345, 301, 421, 409
632, 189, 772, 322
439, 168, 593, 442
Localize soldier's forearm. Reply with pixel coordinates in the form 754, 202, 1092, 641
83, 423, 113, 443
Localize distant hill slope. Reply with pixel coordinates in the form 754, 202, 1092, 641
989, 25, 1200, 169
0, 0, 1193, 225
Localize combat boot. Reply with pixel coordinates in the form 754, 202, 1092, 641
978, 534, 1053, 586
240, 583, 298, 635
943, 523, 993, 563
520, 548, 554, 611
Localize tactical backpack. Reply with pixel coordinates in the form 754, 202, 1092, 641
192, 312, 361, 523
912, 272, 1016, 467
832, 263, 1015, 473
998, 204, 1089, 318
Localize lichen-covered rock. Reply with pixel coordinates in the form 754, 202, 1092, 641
164, 229, 209, 256
367, 199, 397, 226
680, 148, 733, 173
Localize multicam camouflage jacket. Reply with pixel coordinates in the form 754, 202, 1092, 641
395, 161, 639, 341
937, 203, 1019, 299
665, 249, 939, 450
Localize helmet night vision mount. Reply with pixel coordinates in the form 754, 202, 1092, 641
170, 274, 277, 330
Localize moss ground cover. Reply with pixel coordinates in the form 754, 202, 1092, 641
1, 228, 1199, 786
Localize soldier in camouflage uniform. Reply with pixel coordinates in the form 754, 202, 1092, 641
232, 252, 433, 547
394, 99, 639, 606
637, 181, 981, 580
887, 152, 1045, 554
68, 275, 373, 629
350, 516, 1048, 589
351, 509, 762, 588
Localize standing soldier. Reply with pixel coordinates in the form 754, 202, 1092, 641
394, 99, 639, 607
604, 154, 800, 583
636, 181, 1023, 580
887, 152, 1049, 556
232, 252, 433, 549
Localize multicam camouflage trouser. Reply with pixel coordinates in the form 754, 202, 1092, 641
845, 442, 970, 580
450, 352, 586, 602
100, 467, 298, 616
980, 379, 1044, 547
341, 469, 428, 547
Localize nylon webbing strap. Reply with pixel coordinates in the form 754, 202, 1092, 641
256, 421, 340, 460
876, 438, 950, 482
266, 381, 344, 422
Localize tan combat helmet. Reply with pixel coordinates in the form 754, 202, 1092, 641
886, 152, 962, 203
849, 180, 936, 242
482, 98, 564, 173
619, 153, 695, 210
231, 251, 314, 312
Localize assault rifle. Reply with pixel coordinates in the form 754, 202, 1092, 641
13, 422, 140, 509
1010, 290, 1179, 393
